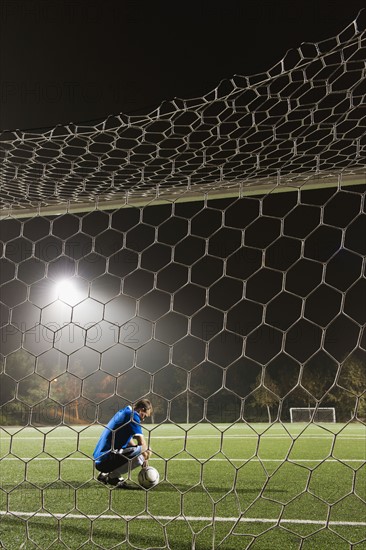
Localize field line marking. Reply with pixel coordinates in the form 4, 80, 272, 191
1, 435, 365, 440
0, 510, 365, 527
1, 457, 364, 463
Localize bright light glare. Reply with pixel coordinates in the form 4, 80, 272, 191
55, 279, 81, 305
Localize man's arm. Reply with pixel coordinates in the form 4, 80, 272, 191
133, 434, 152, 462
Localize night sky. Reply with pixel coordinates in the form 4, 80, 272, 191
0, 1, 365, 425
0, 0, 365, 130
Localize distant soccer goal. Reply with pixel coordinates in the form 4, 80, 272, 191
290, 407, 336, 423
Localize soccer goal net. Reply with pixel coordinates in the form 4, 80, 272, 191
290, 407, 336, 423
0, 13, 365, 550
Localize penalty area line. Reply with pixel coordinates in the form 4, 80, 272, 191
0, 511, 365, 527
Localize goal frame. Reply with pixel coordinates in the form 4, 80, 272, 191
289, 407, 336, 423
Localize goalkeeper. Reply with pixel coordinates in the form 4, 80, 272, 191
93, 399, 152, 488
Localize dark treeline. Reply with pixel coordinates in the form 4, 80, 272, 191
1, 349, 364, 425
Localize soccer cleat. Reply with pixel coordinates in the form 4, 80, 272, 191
107, 476, 126, 487
115, 479, 129, 489
97, 472, 109, 484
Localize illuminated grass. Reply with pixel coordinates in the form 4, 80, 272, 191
0, 423, 365, 549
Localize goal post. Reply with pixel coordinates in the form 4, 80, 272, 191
290, 407, 336, 423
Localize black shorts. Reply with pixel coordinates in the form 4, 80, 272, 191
95, 446, 142, 473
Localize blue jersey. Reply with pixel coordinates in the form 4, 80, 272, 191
93, 406, 143, 465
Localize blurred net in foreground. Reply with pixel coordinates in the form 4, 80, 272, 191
0, 12, 365, 550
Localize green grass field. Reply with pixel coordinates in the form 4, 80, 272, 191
0, 422, 365, 549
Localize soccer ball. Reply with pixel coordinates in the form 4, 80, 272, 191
138, 466, 159, 489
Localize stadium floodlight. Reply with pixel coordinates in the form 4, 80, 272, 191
55, 278, 81, 306
290, 407, 336, 423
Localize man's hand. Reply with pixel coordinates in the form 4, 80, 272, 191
142, 449, 152, 461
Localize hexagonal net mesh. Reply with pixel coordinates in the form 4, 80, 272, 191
0, 14, 365, 550
0, 13, 365, 216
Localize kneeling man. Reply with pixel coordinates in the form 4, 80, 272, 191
93, 399, 152, 488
